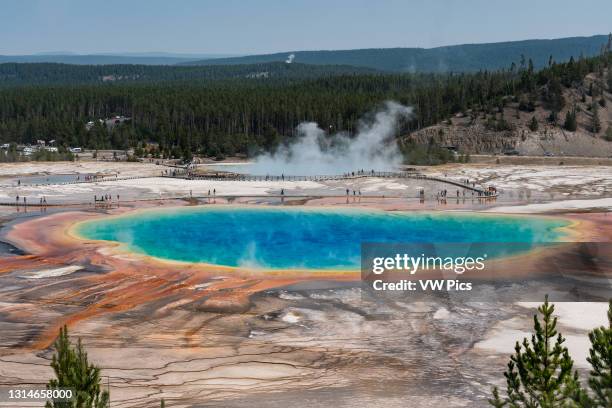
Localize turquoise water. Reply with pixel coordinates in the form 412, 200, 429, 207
75, 207, 568, 269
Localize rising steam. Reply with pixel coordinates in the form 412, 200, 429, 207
250, 101, 412, 175
285, 53, 295, 64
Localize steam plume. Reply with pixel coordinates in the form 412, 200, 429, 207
251, 101, 412, 175
285, 53, 295, 64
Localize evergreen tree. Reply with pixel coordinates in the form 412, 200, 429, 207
489, 296, 586, 407
262, 124, 281, 153
591, 103, 602, 133
548, 111, 558, 124
586, 300, 612, 407
564, 108, 577, 132
488, 387, 506, 408
544, 77, 565, 112
45, 326, 109, 408
529, 116, 539, 131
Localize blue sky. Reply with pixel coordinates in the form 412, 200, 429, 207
2, 0, 611, 55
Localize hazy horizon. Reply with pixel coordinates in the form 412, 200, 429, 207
2, 33, 610, 57
2, 0, 611, 56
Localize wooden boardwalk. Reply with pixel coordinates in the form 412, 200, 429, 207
166, 170, 493, 195
1, 170, 497, 207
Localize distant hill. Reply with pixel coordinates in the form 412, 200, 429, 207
0, 62, 379, 86
0, 53, 233, 66
182, 35, 611, 73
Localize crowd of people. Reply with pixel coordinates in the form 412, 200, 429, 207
93, 193, 120, 208
13, 194, 48, 211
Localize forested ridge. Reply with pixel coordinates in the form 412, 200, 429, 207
183, 34, 610, 73
0, 62, 378, 86
1, 38, 611, 161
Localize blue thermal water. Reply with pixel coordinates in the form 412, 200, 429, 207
75, 207, 568, 269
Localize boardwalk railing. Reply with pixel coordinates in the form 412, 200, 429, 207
171, 170, 419, 182
164, 171, 494, 195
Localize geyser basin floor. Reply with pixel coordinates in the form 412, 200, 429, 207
0, 207, 607, 408
74, 207, 569, 270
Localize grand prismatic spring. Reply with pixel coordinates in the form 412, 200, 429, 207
74, 207, 569, 269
